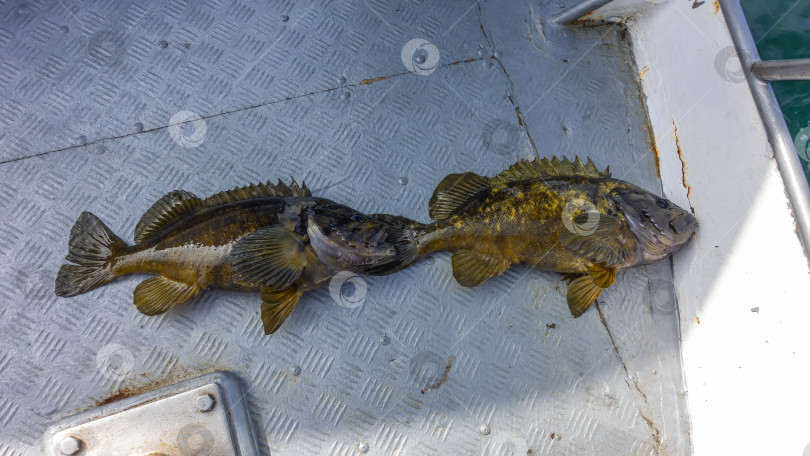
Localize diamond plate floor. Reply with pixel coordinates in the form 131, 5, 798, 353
0, 0, 690, 455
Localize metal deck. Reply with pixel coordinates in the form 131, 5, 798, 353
0, 0, 689, 454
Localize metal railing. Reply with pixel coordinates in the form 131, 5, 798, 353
720, 0, 810, 260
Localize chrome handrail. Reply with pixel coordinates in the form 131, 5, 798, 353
751, 59, 810, 81
720, 0, 810, 261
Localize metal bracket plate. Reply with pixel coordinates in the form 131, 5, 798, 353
42, 372, 258, 456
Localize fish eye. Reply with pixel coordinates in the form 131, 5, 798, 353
656, 199, 671, 210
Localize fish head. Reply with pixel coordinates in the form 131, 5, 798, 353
306, 213, 401, 272
611, 186, 698, 264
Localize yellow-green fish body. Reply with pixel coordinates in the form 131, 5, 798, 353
368, 157, 698, 317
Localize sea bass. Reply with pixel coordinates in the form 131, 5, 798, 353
54, 181, 412, 334
367, 156, 698, 317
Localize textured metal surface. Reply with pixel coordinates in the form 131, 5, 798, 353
43, 372, 257, 456
0, 0, 689, 455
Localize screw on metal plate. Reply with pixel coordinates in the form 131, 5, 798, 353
59, 436, 81, 455
358, 442, 369, 453
291, 366, 301, 376
196, 394, 215, 412
479, 424, 491, 435
380, 335, 390, 345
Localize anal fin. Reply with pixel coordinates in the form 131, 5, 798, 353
451, 250, 511, 287
134, 276, 200, 315
261, 286, 303, 335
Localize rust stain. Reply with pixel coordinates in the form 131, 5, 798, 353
651, 142, 661, 178
360, 75, 392, 85
713, 1, 720, 15
546, 323, 556, 329
673, 122, 695, 214
93, 364, 224, 408
639, 67, 649, 79
629, 60, 660, 179
696, 316, 701, 325
421, 355, 456, 394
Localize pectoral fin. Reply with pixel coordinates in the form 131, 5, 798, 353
232, 227, 307, 289
565, 265, 616, 318
451, 250, 511, 287
133, 276, 200, 315
260, 286, 303, 335
560, 214, 635, 267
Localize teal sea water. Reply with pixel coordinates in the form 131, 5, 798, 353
741, 0, 810, 183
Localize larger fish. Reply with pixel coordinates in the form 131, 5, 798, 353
54, 181, 412, 334
367, 156, 698, 317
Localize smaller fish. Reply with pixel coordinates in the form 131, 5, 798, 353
54, 181, 413, 334
367, 156, 698, 317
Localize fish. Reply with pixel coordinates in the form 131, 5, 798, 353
366, 156, 698, 317
54, 180, 414, 334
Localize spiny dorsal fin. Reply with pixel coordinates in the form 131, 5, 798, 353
232, 227, 308, 289
493, 156, 610, 185
450, 250, 511, 287
428, 172, 491, 220
260, 286, 303, 334
203, 179, 310, 207
135, 190, 204, 244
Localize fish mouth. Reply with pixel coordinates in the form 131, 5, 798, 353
669, 212, 698, 238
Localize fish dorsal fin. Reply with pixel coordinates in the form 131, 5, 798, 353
260, 286, 303, 334
134, 190, 205, 244
203, 179, 310, 207
133, 276, 200, 315
232, 227, 308, 289
494, 156, 610, 184
428, 172, 491, 220
451, 250, 511, 287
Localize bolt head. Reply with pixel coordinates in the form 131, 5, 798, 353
60, 436, 81, 455
196, 393, 215, 412
358, 442, 369, 453
479, 424, 491, 435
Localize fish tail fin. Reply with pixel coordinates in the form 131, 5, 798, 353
55, 212, 127, 297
